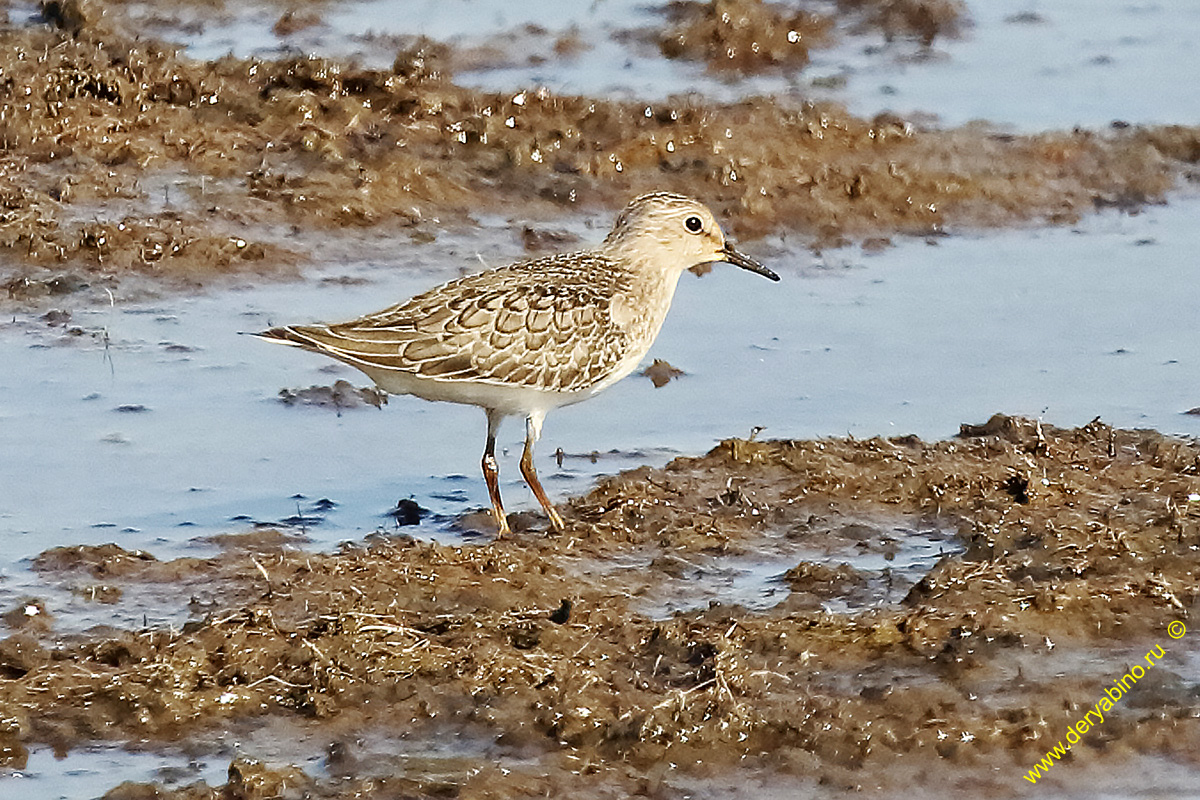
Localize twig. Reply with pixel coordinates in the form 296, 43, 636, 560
247, 674, 307, 689
651, 678, 715, 711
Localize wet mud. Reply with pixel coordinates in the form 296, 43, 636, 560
2, 2, 1199, 305
4, 416, 1199, 797
4, 3, 1200, 797
277, 380, 388, 411
656, 0, 834, 73
656, 0, 963, 73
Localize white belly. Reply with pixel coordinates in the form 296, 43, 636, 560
359, 365, 618, 418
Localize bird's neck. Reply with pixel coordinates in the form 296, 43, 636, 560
606, 253, 684, 347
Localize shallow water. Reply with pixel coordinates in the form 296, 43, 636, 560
811, 0, 1200, 131
4, 1, 1200, 796
589, 514, 961, 619
172, 0, 1200, 131
3, 198, 1198, 646
4, 745, 225, 800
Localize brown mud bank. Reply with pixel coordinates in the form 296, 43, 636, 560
3, 3, 1200, 303
3, 415, 1199, 797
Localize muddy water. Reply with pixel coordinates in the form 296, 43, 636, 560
583, 512, 961, 619
3, 1, 1200, 798
4, 179, 1200, 800
8, 415, 1200, 799
175, 0, 1200, 130
3, 198, 1198, 566
5, 745, 225, 799
2, 198, 1198, 797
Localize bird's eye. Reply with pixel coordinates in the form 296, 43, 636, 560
684, 215, 703, 233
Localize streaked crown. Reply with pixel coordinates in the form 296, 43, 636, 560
600, 192, 778, 282
601, 192, 730, 271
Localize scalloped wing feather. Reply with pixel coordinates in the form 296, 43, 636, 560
262, 254, 635, 394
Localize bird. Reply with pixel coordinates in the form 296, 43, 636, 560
256, 192, 779, 537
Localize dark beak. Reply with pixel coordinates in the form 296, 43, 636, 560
722, 242, 780, 281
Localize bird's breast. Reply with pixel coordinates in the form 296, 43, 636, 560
607, 270, 680, 338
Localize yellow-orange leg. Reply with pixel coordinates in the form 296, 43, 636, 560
520, 412, 565, 532
482, 410, 511, 537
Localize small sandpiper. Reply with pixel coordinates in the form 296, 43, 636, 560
258, 192, 779, 536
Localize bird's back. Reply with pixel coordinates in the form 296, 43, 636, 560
260, 252, 638, 397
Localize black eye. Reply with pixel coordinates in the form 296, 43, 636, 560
684, 215, 703, 233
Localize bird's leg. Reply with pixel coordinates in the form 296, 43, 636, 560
520, 412, 565, 532
482, 410, 510, 537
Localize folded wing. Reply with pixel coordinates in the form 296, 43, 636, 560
258, 255, 633, 394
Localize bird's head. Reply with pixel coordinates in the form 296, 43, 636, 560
603, 192, 779, 281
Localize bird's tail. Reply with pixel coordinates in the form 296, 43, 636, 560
253, 325, 320, 348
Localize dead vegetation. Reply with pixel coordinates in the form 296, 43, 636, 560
2, 416, 1198, 797
0, 4, 1198, 304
